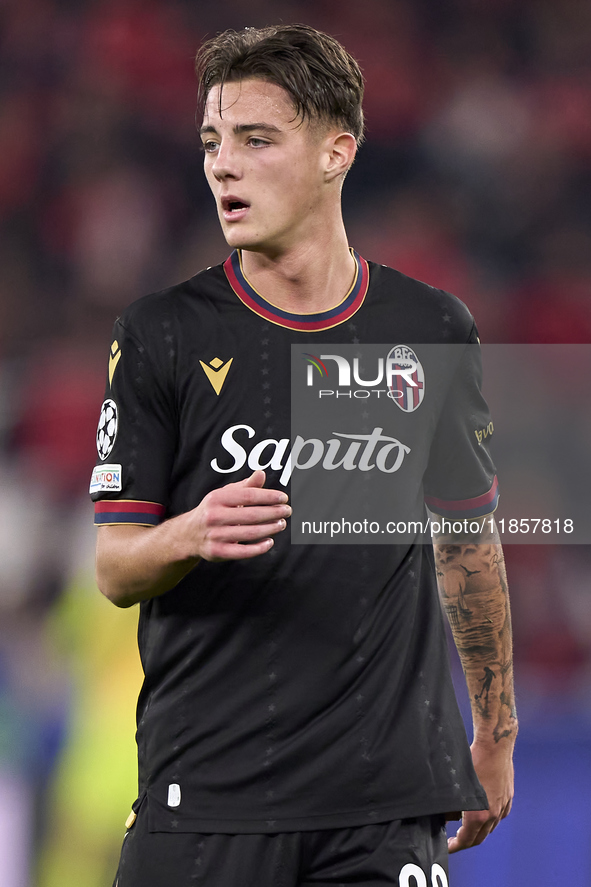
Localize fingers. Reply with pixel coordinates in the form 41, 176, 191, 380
237, 469, 267, 489
211, 517, 288, 543
198, 512, 289, 561
200, 519, 285, 562
456, 740, 515, 852
202, 501, 292, 528
447, 809, 499, 853
203, 472, 290, 527
207, 537, 277, 561
217, 472, 289, 509
196, 473, 291, 561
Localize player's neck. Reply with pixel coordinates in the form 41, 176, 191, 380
240, 229, 356, 315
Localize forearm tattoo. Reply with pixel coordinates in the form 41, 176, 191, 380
433, 518, 517, 744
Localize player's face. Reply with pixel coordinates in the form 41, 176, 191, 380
201, 79, 331, 255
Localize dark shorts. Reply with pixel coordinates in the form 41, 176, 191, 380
113, 800, 449, 887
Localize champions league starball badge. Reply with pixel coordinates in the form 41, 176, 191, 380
96, 398, 119, 460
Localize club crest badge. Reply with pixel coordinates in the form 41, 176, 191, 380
387, 345, 425, 412
96, 398, 118, 460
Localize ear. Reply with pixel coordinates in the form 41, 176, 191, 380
323, 132, 358, 182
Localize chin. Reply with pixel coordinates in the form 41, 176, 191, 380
221, 226, 247, 248
223, 230, 266, 252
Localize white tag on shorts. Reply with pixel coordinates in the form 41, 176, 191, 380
167, 783, 181, 807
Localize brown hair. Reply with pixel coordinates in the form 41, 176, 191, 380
195, 24, 365, 144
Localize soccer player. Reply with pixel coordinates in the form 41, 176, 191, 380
91, 24, 517, 887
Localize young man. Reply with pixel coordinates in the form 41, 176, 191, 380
91, 24, 517, 887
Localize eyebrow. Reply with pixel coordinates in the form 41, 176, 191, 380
199, 123, 282, 137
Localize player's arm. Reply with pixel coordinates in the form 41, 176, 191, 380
431, 514, 518, 853
96, 470, 291, 608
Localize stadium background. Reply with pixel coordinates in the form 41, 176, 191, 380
0, 0, 590, 884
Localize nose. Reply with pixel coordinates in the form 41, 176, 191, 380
211, 139, 241, 182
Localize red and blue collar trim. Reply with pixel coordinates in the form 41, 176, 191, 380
223, 249, 369, 331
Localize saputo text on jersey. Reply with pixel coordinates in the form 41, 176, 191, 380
211, 424, 411, 486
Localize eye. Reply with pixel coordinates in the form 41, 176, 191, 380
201, 140, 219, 154
247, 137, 270, 148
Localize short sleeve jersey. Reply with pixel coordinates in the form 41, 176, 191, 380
90, 252, 496, 833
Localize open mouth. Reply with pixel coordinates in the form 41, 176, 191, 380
222, 197, 250, 214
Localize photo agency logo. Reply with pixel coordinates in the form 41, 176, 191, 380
303, 346, 425, 412
286, 342, 591, 545
285, 344, 431, 542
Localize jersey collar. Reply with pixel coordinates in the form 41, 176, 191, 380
223, 249, 369, 331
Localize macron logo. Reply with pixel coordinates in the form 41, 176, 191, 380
200, 356, 233, 395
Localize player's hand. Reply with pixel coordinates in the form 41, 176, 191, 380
447, 738, 514, 853
188, 470, 291, 561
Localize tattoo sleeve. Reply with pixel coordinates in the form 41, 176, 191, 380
432, 514, 518, 745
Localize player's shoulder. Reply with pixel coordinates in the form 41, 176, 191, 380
367, 260, 476, 343
116, 262, 228, 342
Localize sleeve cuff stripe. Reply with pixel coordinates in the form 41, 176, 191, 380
95, 500, 164, 514
94, 500, 165, 526
425, 475, 499, 519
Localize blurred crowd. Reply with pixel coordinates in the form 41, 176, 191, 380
0, 0, 590, 884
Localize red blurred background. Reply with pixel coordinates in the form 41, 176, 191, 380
0, 2, 590, 885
